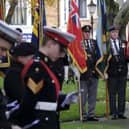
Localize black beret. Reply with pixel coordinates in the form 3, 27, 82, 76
82, 25, 92, 32
108, 25, 120, 32
10, 42, 36, 57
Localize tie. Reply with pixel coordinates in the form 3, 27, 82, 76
113, 40, 119, 54
87, 40, 92, 52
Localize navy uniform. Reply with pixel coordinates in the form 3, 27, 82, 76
80, 25, 100, 121
0, 90, 12, 129
0, 20, 22, 129
10, 26, 75, 129
4, 42, 36, 103
105, 25, 128, 119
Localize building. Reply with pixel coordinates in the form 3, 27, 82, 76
4, 0, 128, 41
4, 0, 98, 42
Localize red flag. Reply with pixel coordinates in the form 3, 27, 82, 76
126, 27, 129, 58
67, 0, 87, 73
0, 0, 4, 20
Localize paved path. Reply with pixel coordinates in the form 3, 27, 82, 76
98, 118, 129, 129
62, 102, 129, 129
97, 102, 129, 129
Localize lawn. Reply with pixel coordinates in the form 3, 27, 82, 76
60, 79, 129, 129
0, 76, 128, 129
61, 122, 124, 129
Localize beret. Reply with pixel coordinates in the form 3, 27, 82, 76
0, 20, 22, 44
10, 42, 36, 57
43, 26, 76, 47
108, 25, 120, 32
82, 25, 92, 32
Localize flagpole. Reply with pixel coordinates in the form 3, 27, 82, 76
78, 79, 83, 121
104, 25, 109, 120
105, 79, 109, 119
39, 0, 43, 48
67, 0, 87, 121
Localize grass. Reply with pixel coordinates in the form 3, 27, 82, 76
60, 78, 129, 129
61, 122, 124, 129
0, 76, 4, 89
0, 76, 128, 129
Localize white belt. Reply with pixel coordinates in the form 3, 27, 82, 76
35, 101, 57, 111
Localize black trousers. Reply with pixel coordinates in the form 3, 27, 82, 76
108, 77, 127, 115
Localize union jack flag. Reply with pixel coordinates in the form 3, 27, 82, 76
67, 0, 87, 73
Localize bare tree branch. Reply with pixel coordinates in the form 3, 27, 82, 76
5, 0, 18, 23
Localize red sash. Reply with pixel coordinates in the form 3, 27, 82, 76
21, 59, 60, 98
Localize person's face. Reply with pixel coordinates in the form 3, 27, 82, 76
110, 30, 119, 40
83, 31, 90, 40
17, 55, 34, 65
0, 37, 11, 57
48, 40, 66, 62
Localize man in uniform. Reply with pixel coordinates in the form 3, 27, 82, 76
104, 25, 128, 119
4, 42, 36, 103
80, 25, 100, 121
0, 20, 22, 129
10, 26, 77, 129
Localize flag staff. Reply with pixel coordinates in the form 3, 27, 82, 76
39, 0, 43, 48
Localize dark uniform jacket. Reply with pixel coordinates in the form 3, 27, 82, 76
0, 90, 12, 129
10, 52, 69, 129
4, 61, 25, 103
80, 39, 100, 80
106, 39, 128, 78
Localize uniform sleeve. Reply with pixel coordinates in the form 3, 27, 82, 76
10, 62, 45, 126
57, 94, 70, 111
4, 69, 24, 102
24, 62, 45, 94
0, 122, 12, 129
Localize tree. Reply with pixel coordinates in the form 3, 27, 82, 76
5, 0, 18, 23
106, 0, 129, 39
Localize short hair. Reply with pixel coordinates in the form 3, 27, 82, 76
42, 35, 53, 46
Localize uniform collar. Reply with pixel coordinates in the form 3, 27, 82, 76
36, 51, 53, 66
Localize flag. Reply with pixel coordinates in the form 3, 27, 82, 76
96, 0, 107, 54
0, 0, 4, 20
126, 25, 129, 58
67, 0, 87, 73
95, 0, 107, 78
31, 0, 46, 49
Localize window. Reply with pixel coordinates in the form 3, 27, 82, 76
79, 0, 87, 18
6, 0, 27, 25
67, 0, 87, 19
60, 0, 88, 29
12, 1, 27, 25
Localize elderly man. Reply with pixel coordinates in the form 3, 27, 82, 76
80, 25, 100, 121
0, 20, 22, 129
105, 25, 128, 120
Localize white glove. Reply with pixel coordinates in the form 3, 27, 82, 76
11, 125, 21, 129
61, 92, 79, 107
64, 66, 69, 82
104, 73, 108, 80
70, 65, 80, 80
